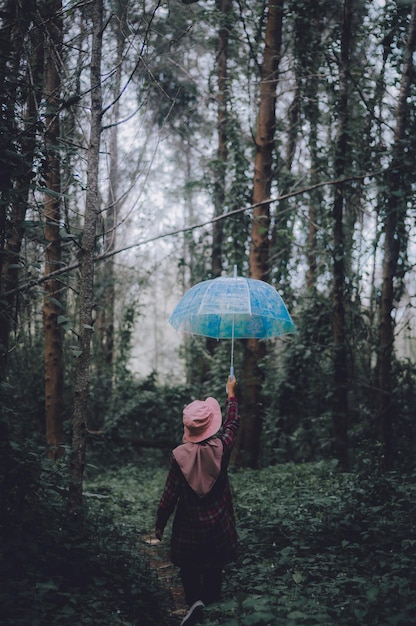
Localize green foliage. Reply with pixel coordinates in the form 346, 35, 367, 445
0, 422, 171, 626
100, 371, 193, 452
389, 358, 416, 469
137, 2, 207, 134
4, 329, 75, 441
262, 296, 334, 465
3, 358, 416, 626
261, 292, 416, 470
210, 462, 416, 626
85, 459, 416, 626
85, 459, 167, 531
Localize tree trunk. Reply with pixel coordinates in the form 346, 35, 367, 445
0, 1, 43, 380
68, 0, 103, 518
331, 0, 353, 471
42, 0, 64, 460
95, 17, 124, 419
304, 63, 321, 292
211, 0, 232, 279
207, 0, 232, 363
378, 2, 416, 471
237, 0, 284, 468
305, 110, 320, 291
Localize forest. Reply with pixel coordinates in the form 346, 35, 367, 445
1, 0, 416, 624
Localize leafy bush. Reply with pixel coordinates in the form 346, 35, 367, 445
102, 372, 193, 450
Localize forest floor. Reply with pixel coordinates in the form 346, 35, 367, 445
85, 457, 416, 626
5, 442, 416, 625
140, 532, 188, 625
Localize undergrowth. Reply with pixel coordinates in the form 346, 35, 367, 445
0, 444, 171, 626
86, 458, 416, 626
219, 461, 416, 625
2, 432, 415, 625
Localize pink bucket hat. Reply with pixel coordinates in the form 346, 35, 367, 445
183, 397, 222, 443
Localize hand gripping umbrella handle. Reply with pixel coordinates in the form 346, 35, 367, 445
226, 366, 235, 393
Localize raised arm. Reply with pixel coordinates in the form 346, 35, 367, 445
221, 376, 240, 453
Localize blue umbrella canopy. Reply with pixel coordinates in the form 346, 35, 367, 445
168, 269, 296, 375
168, 275, 296, 339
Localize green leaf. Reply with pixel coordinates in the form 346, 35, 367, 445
40, 186, 61, 199
292, 570, 303, 584
288, 610, 309, 619
57, 315, 70, 329
47, 297, 63, 309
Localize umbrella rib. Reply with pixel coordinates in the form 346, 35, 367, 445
242, 278, 252, 316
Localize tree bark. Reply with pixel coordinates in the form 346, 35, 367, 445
95, 14, 124, 414
237, 0, 284, 468
211, 0, 232, 279
42, 0, 65, 460
302, 8, 322, 292
305, 105, 320, 291
68, 0, 103, 518
378, 2, 416, 471
0, 0, 43, 379
331, 0, 353, 471
206, 0, 233, 364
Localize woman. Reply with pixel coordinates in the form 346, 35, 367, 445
155, 376, 240, 626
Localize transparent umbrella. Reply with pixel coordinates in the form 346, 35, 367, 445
168, 266, 297, 377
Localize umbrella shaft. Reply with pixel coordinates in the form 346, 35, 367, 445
230, 314, 235, 379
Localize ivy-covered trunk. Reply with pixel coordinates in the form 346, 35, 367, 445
43, 0, 64, 460
68, 0, 103, 517
378, 2, 416, 471
331, 0, 354, 471
238, 0, 284, 468
294, 1, 324, 292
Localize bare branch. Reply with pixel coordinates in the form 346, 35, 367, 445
6, 172, 374, 297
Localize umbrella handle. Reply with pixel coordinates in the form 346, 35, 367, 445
226, 366, 235, 393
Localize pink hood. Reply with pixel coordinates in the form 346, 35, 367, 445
173, 439, 223, 498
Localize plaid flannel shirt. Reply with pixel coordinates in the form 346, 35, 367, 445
156, 397, 240, 567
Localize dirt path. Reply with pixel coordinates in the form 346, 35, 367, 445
140, 533, 188, 625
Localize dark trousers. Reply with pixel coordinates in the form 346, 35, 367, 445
180, 563, 222, 606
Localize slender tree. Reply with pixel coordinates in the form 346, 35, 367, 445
94, 6, 126, 417
211, 0, 232, 279
42, 0, 65, 460
68, 0, 104, 517
292, 0, 326, 291
331, 0, 355, 471
377, 2, 416, 470
238, 0, 285, 468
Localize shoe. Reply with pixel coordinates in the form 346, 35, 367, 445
179, 600, 205, 626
